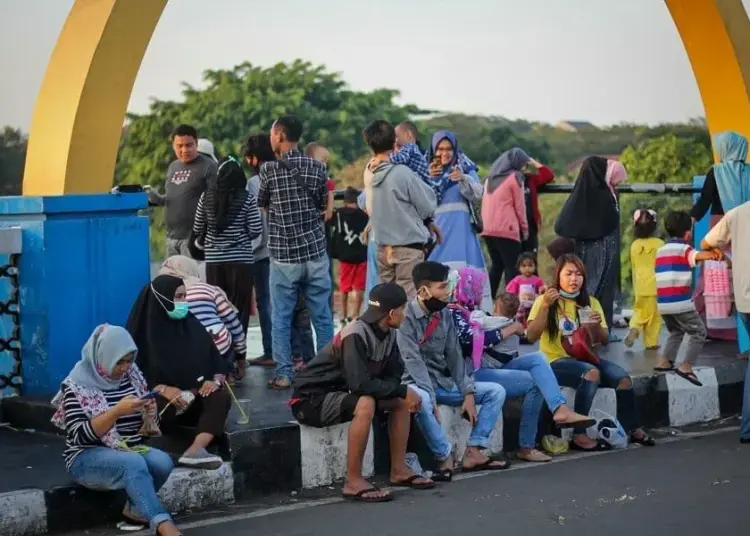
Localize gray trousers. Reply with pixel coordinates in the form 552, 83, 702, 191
166, 238, 191, 258
662, 309, 707, 365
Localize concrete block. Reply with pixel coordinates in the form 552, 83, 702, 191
300, 423, 373, 489
159, 463, 234, 512
666, 366, 720, 426
0, 489, 46, 536
438, 405, 504, 463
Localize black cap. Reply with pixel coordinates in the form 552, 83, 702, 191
360, 283, 408, 323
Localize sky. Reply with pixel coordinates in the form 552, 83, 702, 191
1, 0, 748, 131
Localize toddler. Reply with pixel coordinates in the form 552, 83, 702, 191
624, 209, 664, 349
505, 253, 546, 332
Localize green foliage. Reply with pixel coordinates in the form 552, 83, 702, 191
0, 127, 26, 195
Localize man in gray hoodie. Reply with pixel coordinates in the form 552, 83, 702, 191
363, 120, 437, 299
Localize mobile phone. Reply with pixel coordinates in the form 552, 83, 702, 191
141, 391, 159, 400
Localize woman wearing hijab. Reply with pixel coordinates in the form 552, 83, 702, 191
193, 157, 263, 348
555, 156, 621, 333
51, 325, 182, 536
691, 131, 750, 341
159, 256, 247, 378
482, 148, 531, 298
126, 275, 231, 471
424, 130, 491, 310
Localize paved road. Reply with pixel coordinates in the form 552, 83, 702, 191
80, 427, 747, 536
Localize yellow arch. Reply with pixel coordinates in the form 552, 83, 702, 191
21, 0, 750, 195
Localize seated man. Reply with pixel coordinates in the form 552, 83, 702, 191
399, 261, 508, 482
290, 283, 434, 502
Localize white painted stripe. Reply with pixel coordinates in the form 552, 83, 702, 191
435, 202, 469, 215
300, 423, 374, 489
0, 489, 47, 536
666, 366, 720, 426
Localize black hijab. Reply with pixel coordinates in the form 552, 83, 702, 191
204, 157, 249, 232
554, 156, 618, 241
126, 275, 227, 390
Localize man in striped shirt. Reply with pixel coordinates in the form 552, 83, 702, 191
655, 211, 720, 386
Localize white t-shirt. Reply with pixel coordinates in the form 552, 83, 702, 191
704, 201, 750, 313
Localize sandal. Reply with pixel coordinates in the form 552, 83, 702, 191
630, 432, 656, 447
462, 454, 510, 472
122, 504, 148, 525
390, 474, 436, 489
342, 487, 393, 503
569, 439, 610, 452
674, 369, 703, 387
555, 416, 596, 429
654, 361, 674, 372
267, 376, 291, 390
248, 355, 275, 367
517, 449, 552, 463
431, 468, 453, 482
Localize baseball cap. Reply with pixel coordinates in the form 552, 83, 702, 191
197, 138, 218, 163
360, 283, 408, 323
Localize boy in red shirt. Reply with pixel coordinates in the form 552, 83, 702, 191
332, 187, 369, 326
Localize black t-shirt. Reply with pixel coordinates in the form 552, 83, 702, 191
330, 206, 369, 263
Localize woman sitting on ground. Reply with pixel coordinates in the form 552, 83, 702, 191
526, 254, 656, 451
127, 274, 232, 470
449, 266, 595, 462
159, 255, 247, 379
51, 325, 182, 536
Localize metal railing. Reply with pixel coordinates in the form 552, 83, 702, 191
0, 227, 22, 396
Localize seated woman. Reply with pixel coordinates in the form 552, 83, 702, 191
526, 254, 656, 450
51, 325, 182, 536
448, 266, 594, 462
127, 274, 232, 469
159, 255, 247, 379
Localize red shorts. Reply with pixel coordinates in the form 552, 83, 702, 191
339, 262, 367, 293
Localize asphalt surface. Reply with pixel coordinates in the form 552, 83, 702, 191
75, 426, 748, 536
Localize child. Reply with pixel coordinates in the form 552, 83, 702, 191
654, 211, 721, 386
331, 187, 369, 326
625, 209, 664, 349
505, 253, 546, 331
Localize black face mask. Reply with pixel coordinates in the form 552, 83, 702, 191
423, 297, 448, 313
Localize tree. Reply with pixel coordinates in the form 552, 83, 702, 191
618, 133, 712, 300
0, 127, 26, 195
115, 60, 427, 256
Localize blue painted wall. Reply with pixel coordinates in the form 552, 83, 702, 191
0, 194, 150, 396
692, 176, 749, 353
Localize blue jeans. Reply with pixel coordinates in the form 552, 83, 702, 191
550, 357, 637, 434
69, 447, 174, 530
250, 257, 272, 356
270, 255, 334, 379
291, 296, 315, 361
475, 352, 567, 449
740, 313, 750, 439
413, 382, 506, 461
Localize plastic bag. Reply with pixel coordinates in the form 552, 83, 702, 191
138, 406, 162, 437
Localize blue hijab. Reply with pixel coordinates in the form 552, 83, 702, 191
713, 131, 750, 212
424, 130, 478, 202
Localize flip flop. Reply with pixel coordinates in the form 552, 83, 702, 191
555, 417, 596, 429
630, 432, 656, 447
462, 456, 510, 473
431, 468, 453, 482
267, 377, 291, 390
654, 362, 674, 372
342, 487, 393, 503
674, 369, 703, 387
390, 474, 436, 489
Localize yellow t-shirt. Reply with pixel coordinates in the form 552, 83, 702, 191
527, 295, 607, 362
630, 237, 665, 297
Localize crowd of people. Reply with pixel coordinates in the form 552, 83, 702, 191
48, 118, 750, 532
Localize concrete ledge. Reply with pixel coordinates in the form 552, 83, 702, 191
438, 405, 504, 462
0, 490, 46, 536
300, 423, 373, 489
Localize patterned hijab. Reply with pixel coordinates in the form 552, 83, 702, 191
423, 130, 479, 203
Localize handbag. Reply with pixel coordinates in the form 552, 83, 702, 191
560, 311, 600, 366
187, 228, 205, 261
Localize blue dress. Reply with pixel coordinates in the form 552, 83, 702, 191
428, 171, 493, 312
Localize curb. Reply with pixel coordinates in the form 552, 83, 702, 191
0, 464, 234, 536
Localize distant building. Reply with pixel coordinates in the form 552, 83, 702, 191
556, 120, 596, 133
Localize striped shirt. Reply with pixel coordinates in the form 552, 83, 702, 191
656, 239, 698, 314
61, 379, 144, 470
187, 282, 247, 356
193, 192, 263, 264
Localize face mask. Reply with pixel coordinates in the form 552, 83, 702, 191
559, 289, 580, 299
420, 287, 448, 313
168, 301, 189, 320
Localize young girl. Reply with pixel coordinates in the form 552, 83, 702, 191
624, 209, 664, 349
505, 253, 546, 330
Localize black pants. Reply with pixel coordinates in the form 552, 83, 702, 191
159, 388, 231, 438
521, 227, 539, 256
484, 236, 521, 299
206, 262, 253, 348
